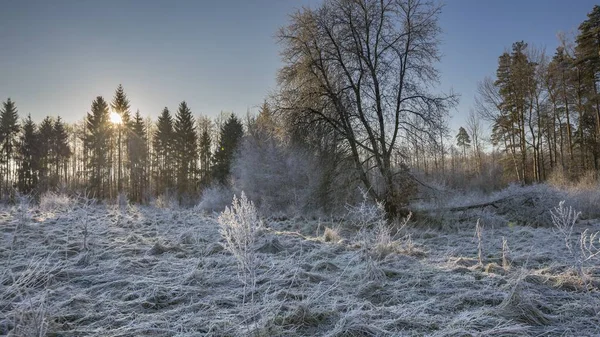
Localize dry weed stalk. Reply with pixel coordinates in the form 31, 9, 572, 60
501, 236, 510, 270
551, 200, 580, 254
475, 219, 484, 266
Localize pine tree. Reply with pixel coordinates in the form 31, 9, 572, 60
212, 114, 243, 185
198, 117, 213, 186
38, 117, 55, 191
16, 115, 39, 194
456, 127, 471, 158
255, 101, 276, 138
153, 107, 175, 196
53, 116, 71, 188
84, 96, 112, 198
173, 101, 198, 198
110, 84, 131, 194
575, 5, 600, 168
129, 110, 148, 202
493, 42, 536, 183
0, 98, 20, 197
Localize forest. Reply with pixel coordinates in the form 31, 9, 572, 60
2, 1, 600, 336
1, 5, 600, 216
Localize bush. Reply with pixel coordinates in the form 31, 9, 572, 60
39, 192, 71, 212
217, 192, 263, 321
345, 188, 386, 229
196, 185, 234, 213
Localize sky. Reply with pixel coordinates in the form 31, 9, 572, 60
0, 0, 598, 133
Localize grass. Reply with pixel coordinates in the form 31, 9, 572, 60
0, 189, 599, 336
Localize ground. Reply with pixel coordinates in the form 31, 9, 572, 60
1, 191, 600, 336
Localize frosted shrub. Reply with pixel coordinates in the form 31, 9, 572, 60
218, 192, 262, 270
580, 230, 600, 262
39, 192, 71, 212
197, 185, 234, 213
217, 192, 263, 326
550, 200, 580, 254
218, 192, 263, 295
345, 188, 386, 229
549, 201, 596, 286
370, 223, 397, 260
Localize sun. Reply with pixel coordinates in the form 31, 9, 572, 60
110, 111, 122, 124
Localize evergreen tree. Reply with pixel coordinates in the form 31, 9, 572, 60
53, 116, 71, 188
16, 115, 39, 194
38, 117, 55, 191
153, 107, 175, 195
0, 98, 20, 196
110, 84, 131, 194
84, 96, 112, 198
255, 101, 276, 138
173, 101, 198, 198
129, 110, 148, 202
212, 114, 243, 185
198, 117, 213, 186
575, 5, 600, 168
493, 42, 536, 183
456, 127, 471, 158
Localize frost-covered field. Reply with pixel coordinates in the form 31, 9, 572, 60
1, 193, 600, 336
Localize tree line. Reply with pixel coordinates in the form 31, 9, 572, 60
3, 0, 496, 216
0, 84, 245, 203
468, 5, 600, 184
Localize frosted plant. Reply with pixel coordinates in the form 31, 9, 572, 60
218, 192, 262, 274
550, 200, 580, 254
345, 187, 386, 229
475, 219, 484, 266
217, 192, 263, 323
323, 226, 341, 243
580, 229, 600, 263
75, 192, 96, 251
39, 192, 72, 213
502, 236, 511, 270
549, 201, 597, 287
372, 223, 395, 260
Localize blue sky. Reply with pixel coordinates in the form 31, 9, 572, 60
0, 0, 597, 133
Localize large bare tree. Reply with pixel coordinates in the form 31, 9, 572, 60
277, 0, 456, 215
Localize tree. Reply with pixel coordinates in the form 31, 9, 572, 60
489, 42, 537, 183
129, 110, 148, 202
212, 114, 243, 185
153, 107, 175, 195
84, 96, 112, 198
53, 116, 71, 188
0, 98, 20, 197
575, 6, 600, 169
456, 127, 471, 158
466, 110, 483, 174
110, 84, 131, 194
173, 101, 198, 198
277, 0, 456, 215
37, 117, 54, 191
16, 115, 39, 194
198, 116, 213, 187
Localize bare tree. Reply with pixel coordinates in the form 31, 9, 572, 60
466, 109, 483, 175
277, 0, 456, 215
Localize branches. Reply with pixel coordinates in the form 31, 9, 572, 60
277, 0, 454, 213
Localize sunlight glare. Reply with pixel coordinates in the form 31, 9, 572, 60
110, 111, 122, 124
